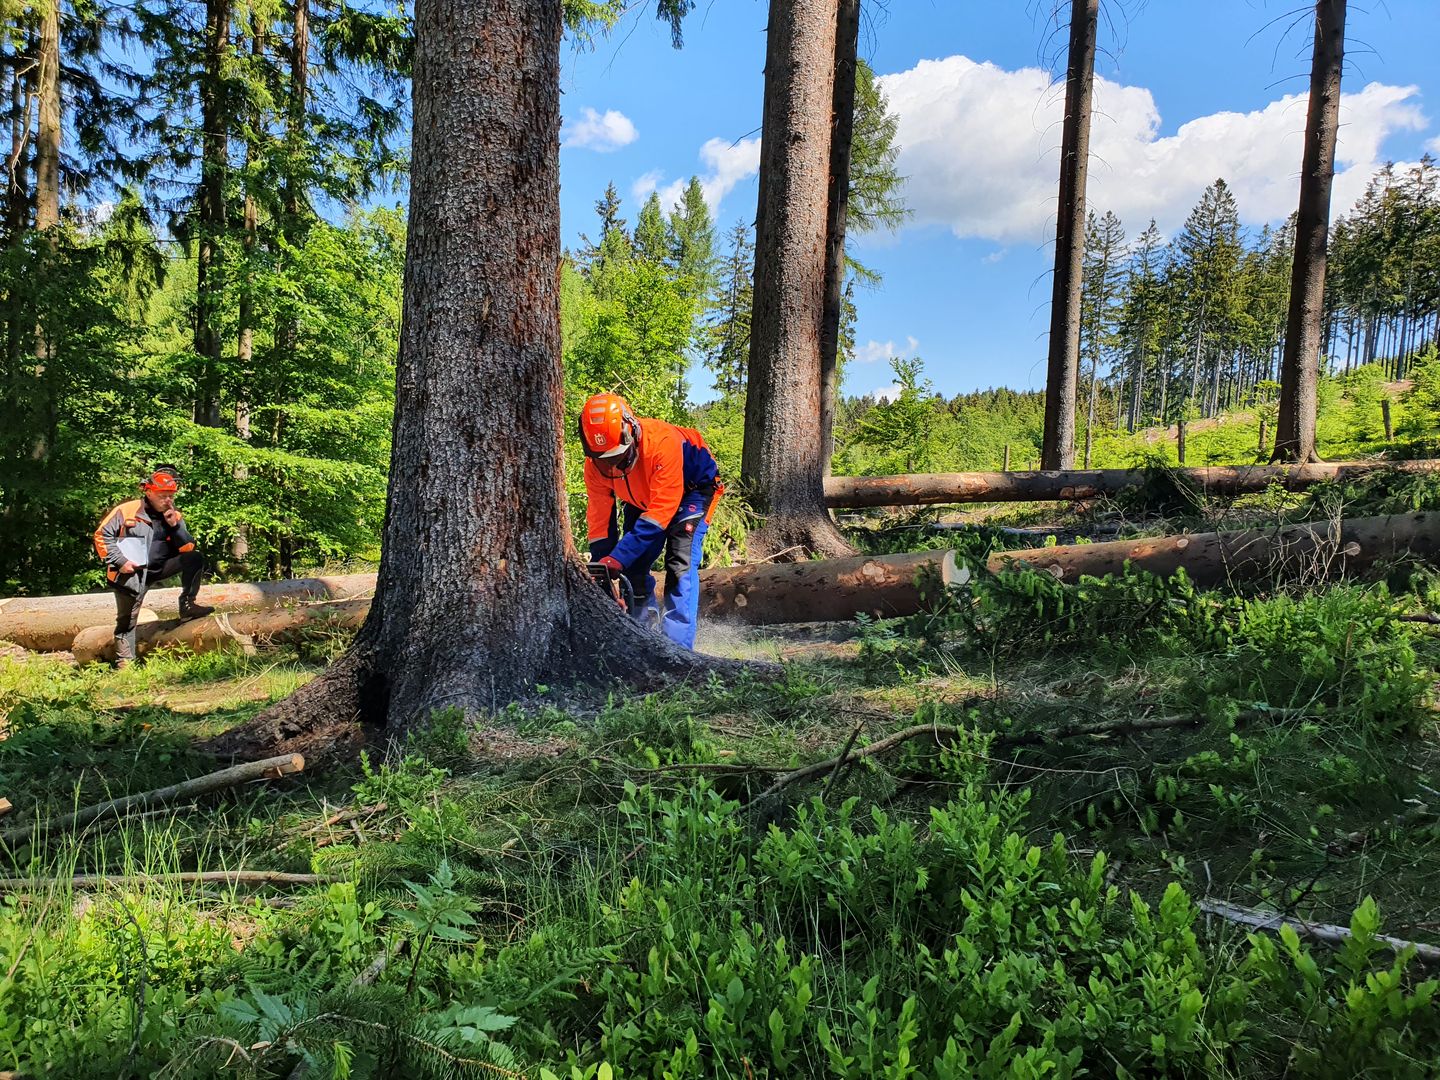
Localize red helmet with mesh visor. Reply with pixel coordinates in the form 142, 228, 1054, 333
578, 393, 641, 478
141, 468, 180, 495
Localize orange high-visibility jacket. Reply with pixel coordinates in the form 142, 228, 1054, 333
584, 417, 719, 559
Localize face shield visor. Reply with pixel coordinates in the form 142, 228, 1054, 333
586, 437, 638, 479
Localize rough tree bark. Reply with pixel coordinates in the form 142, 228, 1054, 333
1039, 0, 1098, 471
194, 0, 231, 429
234, 23, 263, 567
33, 1, 58, 232
1273, 0, 1344, 463
206, 0, 727, 766
817, 0, 859, 477
742, 0, 855, 560
30, 1, 60, 464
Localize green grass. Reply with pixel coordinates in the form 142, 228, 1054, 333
1, 539, 1438, 1076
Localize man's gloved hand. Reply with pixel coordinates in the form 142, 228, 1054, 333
596, 555, 623, 575
163, 508, 182, 527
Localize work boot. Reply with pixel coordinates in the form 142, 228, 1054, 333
114, 632, 135, 670
178, 596, 215, 621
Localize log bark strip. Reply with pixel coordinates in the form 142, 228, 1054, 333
0, 754, 304, 846
71, 598, 369, 665
0, 573, 376, 653
824, 460, 1440, 508
988, 511, 1440, 589
698, 549, 960, 626
1199, 897, 1440, 965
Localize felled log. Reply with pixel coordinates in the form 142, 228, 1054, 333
698, 549, 962, 625
71, 598, 370, 665
0, 753, 305, 847
824, 459, 1440, 508
0, 573, 376, 653
986, 511, 1440, 589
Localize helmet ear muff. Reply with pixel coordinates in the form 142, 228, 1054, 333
620, 407, 640, 451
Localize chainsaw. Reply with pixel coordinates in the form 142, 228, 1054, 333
588, 561, 636, 613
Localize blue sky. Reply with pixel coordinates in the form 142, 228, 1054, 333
555, 0, 1440, 402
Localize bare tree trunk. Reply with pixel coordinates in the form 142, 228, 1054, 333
194, 0, 231, 430
206, 0, 724, 766
32, 1, 58, 232
4, 45, 33, 241
1157, 357, 1168, 425
742, 0, 853, 560
817, 0, 858, 477
1177, 418, 1187, 465
1274, 1, 1344, 463
233, 22, 263, 567
29, 3, 60, 464
1083, 353, 1100, 467
1040, 0, 1098, 470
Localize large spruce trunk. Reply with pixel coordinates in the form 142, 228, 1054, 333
1039, 0, 1098, 470
33, 2, 59, 232
207, 0, 720, 764
1273, 0, 1345, 463
817, 0, 860, 477
194, 0, 231, 429
742, 0, 854, 560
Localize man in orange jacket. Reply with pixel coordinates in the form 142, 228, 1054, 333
93, 467, 213, 667
578, 393, 720, 650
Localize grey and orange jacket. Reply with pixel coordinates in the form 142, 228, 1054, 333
93, 500, 197, 583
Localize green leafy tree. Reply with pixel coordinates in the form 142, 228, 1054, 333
1080, 209, 1125, 465
853, 356, 939, 473
668, 175, 717, 305
702, 221, 754, 398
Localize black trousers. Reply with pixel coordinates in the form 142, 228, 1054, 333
111, 552, 206, 635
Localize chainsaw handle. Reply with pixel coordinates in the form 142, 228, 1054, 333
587, 561, 632, 612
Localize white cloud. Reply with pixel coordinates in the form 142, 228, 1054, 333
696, 137, 762, 210
873, 384, 903, 402
856, 335, 920, 364
630, 169, 665, 202
981, 248, 1008, 264
561, 107, 639, 152
1427, 134, 1440, 156
877, 56, 1427, 242
633, 135, 762, 215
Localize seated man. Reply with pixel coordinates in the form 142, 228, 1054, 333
578, 393, 721, 650
93, 467, 213, 667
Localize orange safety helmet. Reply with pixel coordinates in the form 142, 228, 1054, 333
141, 467, 180, 495
577, 393, 641, 477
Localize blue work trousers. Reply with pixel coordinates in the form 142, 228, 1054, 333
612, 490, 713, 650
